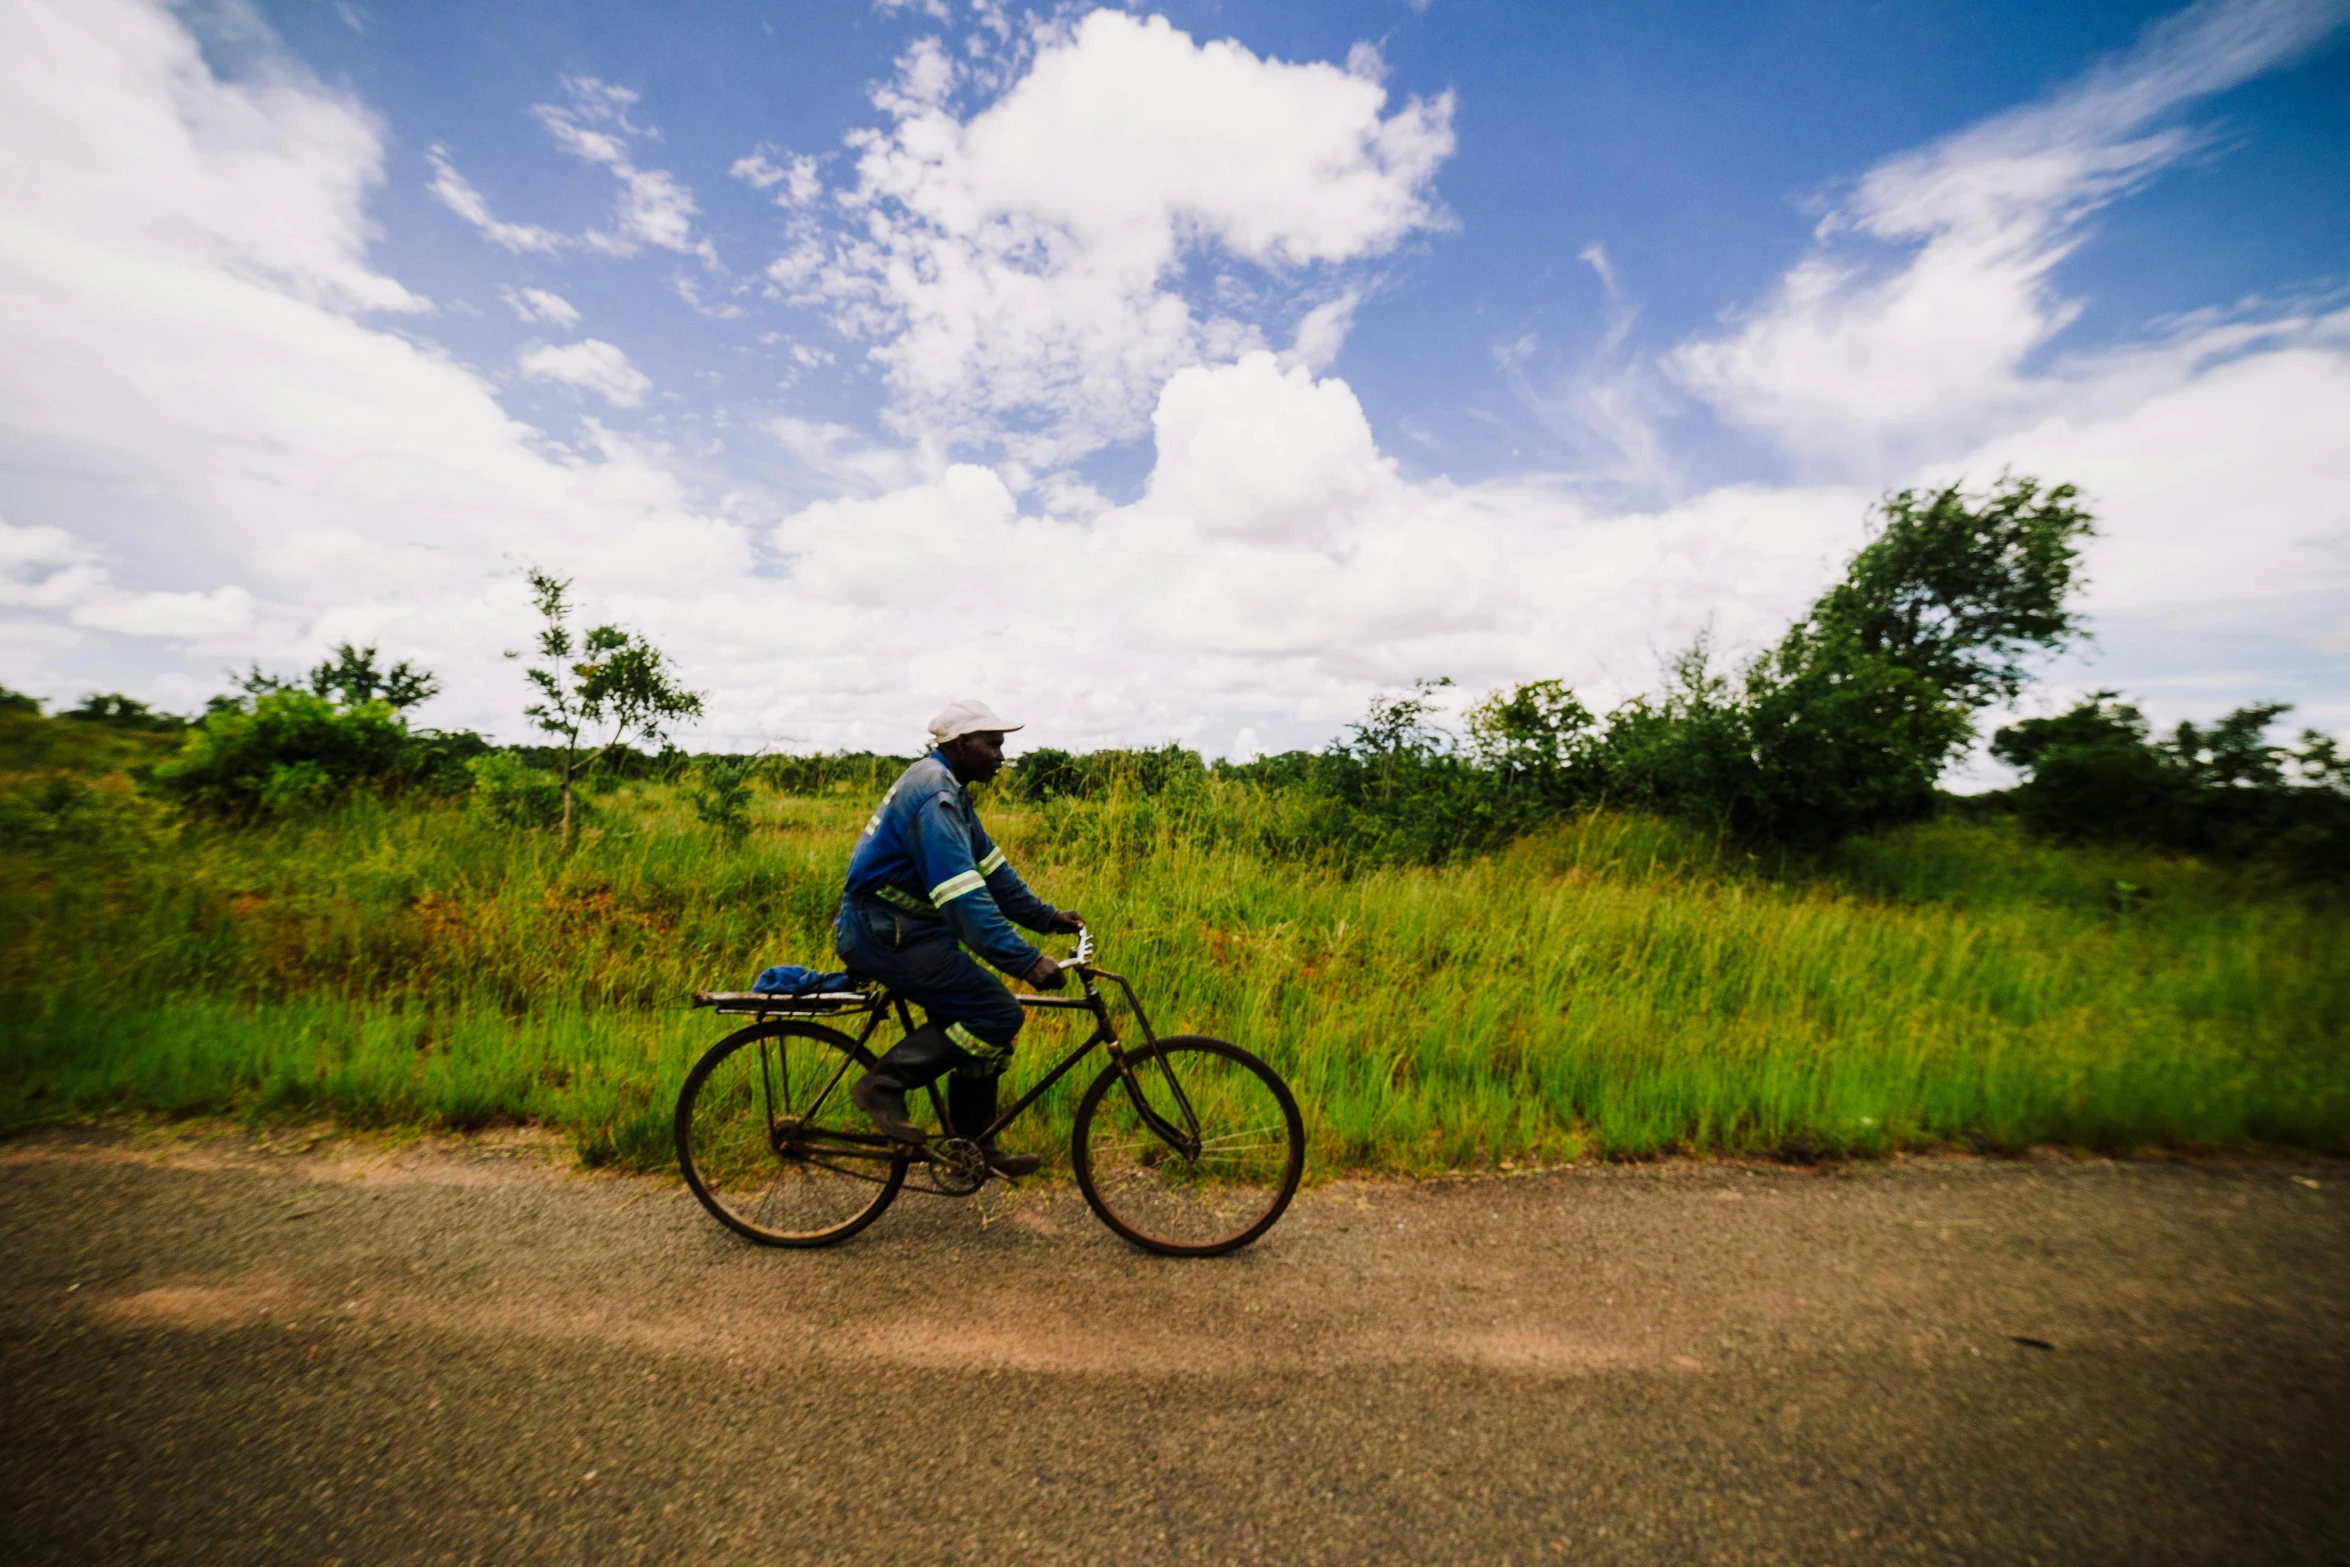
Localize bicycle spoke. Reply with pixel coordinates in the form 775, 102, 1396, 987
678, 1023, 905, 1246
1074, 1038, 1303, 1256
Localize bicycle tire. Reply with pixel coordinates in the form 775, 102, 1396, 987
675, 1020, 907, 1247
1071, 1035, 1305, 1257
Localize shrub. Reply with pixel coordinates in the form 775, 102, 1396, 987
1014, 743, 1206, 801
62, 693, 187, 731
760, 752, 909, 797
686, 756, 757, 844
152, 691, 462, 818
1993, 694, 2350, 882
468, 751, 566, 829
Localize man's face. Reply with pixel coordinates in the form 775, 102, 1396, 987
943, 730, 1007, 783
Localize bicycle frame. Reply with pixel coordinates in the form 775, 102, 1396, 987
693, 939, 1204, 1177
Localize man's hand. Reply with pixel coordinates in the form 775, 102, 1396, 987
1047, 909, 1085, 934
1024, 955, 1066, 991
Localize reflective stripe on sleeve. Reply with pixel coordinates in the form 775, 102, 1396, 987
929, 869, 987, 904
977, 847, 1007, 875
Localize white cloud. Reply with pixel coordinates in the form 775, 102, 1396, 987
3, 514, 260, 643
730, 149, 822, 206
1945, 304, 2350, 619
518, 338, 651, 406
1671, 0, 2350, 470
1284, 291, 1361, 374
762, 416, 931, 493
426, 146, 565, 255
499, 284, 580, 328
1, 0, 2340, 756
535, 76, 713, 262
0, 0, 745, 722
792, 10, 1455, 463
746, 353, 1873, 749
0, 2, 423, 317
0, 517, 109, 610
71, 584, 256, 638
1500, 244, 1678, 496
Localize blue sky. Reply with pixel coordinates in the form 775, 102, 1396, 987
1, 0, 2345, 761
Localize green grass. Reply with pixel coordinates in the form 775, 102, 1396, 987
2, 738, 2344, 1175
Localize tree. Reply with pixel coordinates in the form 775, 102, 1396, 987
236, 643, 439, 710
1993, 694, 2349, 880
1807, 476, 2097, 709
509, 568, 704, 847
1721, 475, 2095, 842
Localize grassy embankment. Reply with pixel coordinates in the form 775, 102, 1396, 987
3, 711, 2344, 1174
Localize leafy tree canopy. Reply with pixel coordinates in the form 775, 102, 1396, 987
509, 567, 703, 846
236, 642, 439, 710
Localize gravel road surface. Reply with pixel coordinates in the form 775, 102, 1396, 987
2, 1126, 2344, 1565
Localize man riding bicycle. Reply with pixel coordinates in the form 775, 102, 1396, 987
836, 699, 1083, 1177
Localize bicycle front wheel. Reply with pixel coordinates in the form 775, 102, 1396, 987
675, 1020, 907, 1247
1072, 1035, 1305, 1256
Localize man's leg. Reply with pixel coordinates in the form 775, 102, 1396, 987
841, 923, 1027, 1154
841, 1024, 947, 1136
946, 1074, 1038, 1177
913, 953, 1038, 1175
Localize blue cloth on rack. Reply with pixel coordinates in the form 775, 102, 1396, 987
751, 964, 856, 996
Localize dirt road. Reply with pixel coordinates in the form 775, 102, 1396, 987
2, 1127, 2344, 1565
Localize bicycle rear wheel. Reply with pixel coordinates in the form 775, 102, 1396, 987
675, 1020, 907, 1247
1071, 1035, 1305, 1256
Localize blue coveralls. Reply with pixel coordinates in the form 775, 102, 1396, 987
832, 751, 1061, 1078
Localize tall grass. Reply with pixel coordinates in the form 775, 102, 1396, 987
3, 764, 2344, 1173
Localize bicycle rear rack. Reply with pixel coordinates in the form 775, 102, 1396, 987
690, 990, 883, 1019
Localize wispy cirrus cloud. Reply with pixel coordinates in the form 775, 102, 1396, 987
533, 76, 714, 263
425, 146, 564, 255
1670, 0, 2350, 470
428, 76, 717, 267
498, 284, 580, 328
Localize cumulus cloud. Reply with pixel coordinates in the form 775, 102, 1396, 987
763, 417, 930, 494
72, 583, 257, 638
730, 149, 822, 206
0, 0, 744, 721
2, 0, 2342, 756
1943, 303, 2350, 728
1671, 0, 2350, 469
753, 353, 1874, 748
788, 10, 1455, 463
2, 515, 260, 643
517, 339, 651, 406
0, 517, 110, 611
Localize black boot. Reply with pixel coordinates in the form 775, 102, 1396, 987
949, 1074, 1040, 1178
850, 1023, 963, 1144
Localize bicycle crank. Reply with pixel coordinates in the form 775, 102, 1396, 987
912, 1136, 989, 1196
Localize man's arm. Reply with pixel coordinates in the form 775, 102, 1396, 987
969, 827, 1063, 934
912, 791, 1045, 977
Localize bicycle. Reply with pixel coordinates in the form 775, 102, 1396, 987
676, 928, 1306, 1257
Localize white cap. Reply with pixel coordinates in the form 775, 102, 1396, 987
927, 698, 1023, 745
